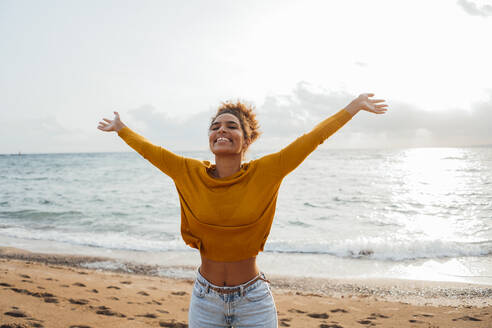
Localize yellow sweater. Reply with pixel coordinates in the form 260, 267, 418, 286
118, 109, 353, 261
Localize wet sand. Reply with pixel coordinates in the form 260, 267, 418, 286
0, 246, 491, 327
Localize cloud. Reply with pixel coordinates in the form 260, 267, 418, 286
254, 82, 492, 149
0, 116, 86, 154
123, 103, 216, 153
457, 0, 492, 17
355, 61, 368, 67
2, 83, 491, 154
121, 82, 492, 152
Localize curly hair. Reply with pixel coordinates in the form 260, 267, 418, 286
210, 100, 261, 153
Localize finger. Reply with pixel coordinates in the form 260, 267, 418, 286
103, 118, 112, 123
367, 105, 386, 112
370, 99, 386, 103
362, 93, 375, 98
375, 104, 388, 108
114, 111, 120, 117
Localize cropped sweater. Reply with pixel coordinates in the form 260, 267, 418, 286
118, 109, 353, 261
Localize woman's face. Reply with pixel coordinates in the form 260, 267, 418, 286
208, 113, 245, 157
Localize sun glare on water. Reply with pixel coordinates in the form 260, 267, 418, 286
388, 148, 480, 241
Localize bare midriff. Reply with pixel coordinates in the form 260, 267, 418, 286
199, 254, 260, 287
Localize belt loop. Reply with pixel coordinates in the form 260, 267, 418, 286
260, 272, 271, 284
206, 285, 210, 294
240, 285, 244, 297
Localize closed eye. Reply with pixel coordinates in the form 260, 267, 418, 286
211, 126, 237, 130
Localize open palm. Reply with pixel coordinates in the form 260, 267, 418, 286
97, 111, 125, 132
358, 93, 388, 114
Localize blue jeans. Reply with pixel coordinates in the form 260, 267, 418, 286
188, 268, 278, 327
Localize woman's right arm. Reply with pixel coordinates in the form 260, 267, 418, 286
97, 111, 184, 179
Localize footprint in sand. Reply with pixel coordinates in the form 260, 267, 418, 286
28, 291, 59, 303
171, 291, 187, 296
4, 310, 28, 318
73, 282, 86, 287
32, 292, 55, 298
95, 305, 126, 318
366, 313, 390, 319
279, 317, 291, 327
136, 313, 158, 318
357, 319, 373, 325
409, 319, 425, 324
307, 313, 329, 319
330, 308, 348, 313
156, 309, 169, 314
414, 313, 434, 318
158, 320, 188, 327
44, 297, 59, 303
19, 274, 31, 279
0, 282, 12, 287
69, 325, 92, 328
107, 285, 121, 289
288, 309, 306, 314
138, 291, 150, 296
10, 287, 32, 295
120, 281, 132, 284
320, 324, 344, 328
69, 298, 89, 305
452, 315, 482, 322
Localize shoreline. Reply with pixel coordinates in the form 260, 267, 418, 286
1, 246, 491, 307
1, 246, 491, 327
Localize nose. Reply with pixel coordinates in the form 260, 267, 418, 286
217, 125, 227, 133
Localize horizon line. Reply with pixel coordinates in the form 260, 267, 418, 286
2, 144, 492, 156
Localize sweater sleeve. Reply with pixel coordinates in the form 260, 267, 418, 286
258, 109, 353, 178
117, 126, 185, 179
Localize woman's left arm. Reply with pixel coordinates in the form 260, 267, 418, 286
259, 93, 388, 178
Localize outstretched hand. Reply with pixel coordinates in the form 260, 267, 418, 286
97, 111, 126, 132
344, 93, 388, 116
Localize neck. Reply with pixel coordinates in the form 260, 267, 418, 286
213, 154, 242, 178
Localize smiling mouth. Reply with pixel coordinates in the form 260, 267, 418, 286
215, 137, 231, 144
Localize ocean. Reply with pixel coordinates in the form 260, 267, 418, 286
1, 147, 491, 284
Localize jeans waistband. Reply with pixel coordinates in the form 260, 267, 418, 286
196, 267, 270, 295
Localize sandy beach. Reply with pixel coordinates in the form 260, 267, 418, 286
0, 247, 491, 327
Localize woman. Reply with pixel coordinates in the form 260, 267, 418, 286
97, 93, 388, 327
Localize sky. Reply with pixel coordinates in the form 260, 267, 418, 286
0, 0, 491, 154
